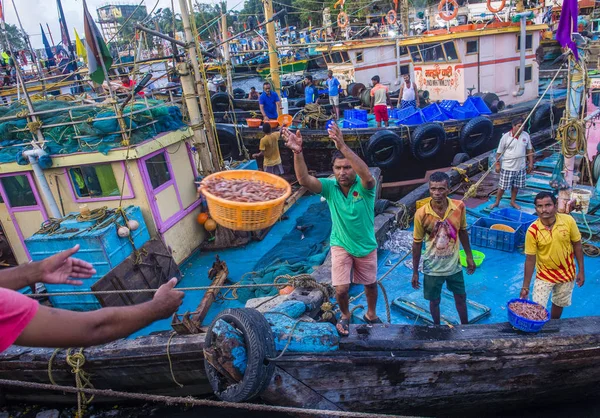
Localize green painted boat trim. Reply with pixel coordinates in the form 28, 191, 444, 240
257, 59, 309, 77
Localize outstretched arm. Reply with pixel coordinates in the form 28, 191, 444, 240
328, 123, 375, 190
282, 128, 322, 194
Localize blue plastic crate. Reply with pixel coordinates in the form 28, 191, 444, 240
396, 109, 425, 126
353, 109, 368, 122
490, 208, 537, 229
421, 103, 449, 122
507, 298, 549, 332
452, 106, 479, 119
393, 106, 416, 121
342, 118, 368, 129
343, 110, 355, 120
469, 217, 524, 252
439, 100, 459, 117
465, 96, 492, 115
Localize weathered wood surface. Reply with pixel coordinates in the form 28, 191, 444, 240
191, 256, 229, 325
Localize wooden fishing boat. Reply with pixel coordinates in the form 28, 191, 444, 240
257, 59, 309, 77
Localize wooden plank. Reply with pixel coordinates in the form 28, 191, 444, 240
190, 256, 229, 326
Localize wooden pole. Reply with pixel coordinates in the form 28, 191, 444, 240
46, 23, 56, 47
263, 0, 281, 96
178, 0, 220, 172
221, 2, 233, 95
401, 0, 409, 36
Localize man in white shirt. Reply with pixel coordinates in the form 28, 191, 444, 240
488, 117, 534, 210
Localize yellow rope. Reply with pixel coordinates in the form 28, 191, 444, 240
167, 332, 184, 388
48, 348, 94, 418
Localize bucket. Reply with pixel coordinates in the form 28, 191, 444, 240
572, 189, 592, 214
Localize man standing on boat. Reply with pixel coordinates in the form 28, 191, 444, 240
282, 123, 380, 336
412, 172, 476, 325
252, 123, 284, 175
0, 246, 183, 353
398, 73, 419, 109
370, 75, 390, 128
520, 192, 584, 319
304, 75, 319, 105
326, 70, 341, 120
488, 117, 534, 210
259, 82, 282, 121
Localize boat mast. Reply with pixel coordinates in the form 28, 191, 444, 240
401, 0, 409, 36
220, 1, 233, 95
9, 0, 47, 95
263, 0, 281, 95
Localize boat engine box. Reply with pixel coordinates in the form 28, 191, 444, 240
25, 205, 150, 311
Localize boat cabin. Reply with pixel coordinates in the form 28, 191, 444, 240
319, 22, 546, 106
0, 128, 206, 266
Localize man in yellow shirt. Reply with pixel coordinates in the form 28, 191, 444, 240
520, 192, 585, 319
252, 123, 284, 175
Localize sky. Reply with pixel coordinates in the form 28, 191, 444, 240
6, 0, 242, 49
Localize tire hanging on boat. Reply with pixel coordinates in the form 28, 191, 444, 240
216, 126, 242, 160
452, 152, 470, 166
366, 130, 404, 169
459, 116, 494, 154
211, 92, 235, 112
438, 0, 459, 20
410, 123, 446, 160
530, 103, 554, 132
487, 0, 506, 13
233, 88, 246, 99
204, 308, 276, 403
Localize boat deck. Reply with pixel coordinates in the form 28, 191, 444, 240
349, 153, 600, 325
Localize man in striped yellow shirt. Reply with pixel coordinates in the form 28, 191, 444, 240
520, 192, 585, 319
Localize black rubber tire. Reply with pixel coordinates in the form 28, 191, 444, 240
216, 127, 242, 160
204, 308, 276, 403
459, 116, 493, 154
233, 88, 246, 99
347, 82, 366, 97
295, 99, 306, 107
211, 92, 235, 112
375, 199, 390, 215
452, 152, 470, 166
410, 123, 446, 160
530, 103, 553, 132
366, 130, 403, 169
294, 80, 305, 96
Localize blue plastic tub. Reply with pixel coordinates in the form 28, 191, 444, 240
453, 106, 479, 119
507, 298, 550, 332
490, 208, 537, 229
439, 100, 459, 117
465, 96, 492, 115
396, 109, 425, 126
421, 103, 449, 122
469, 217, 524, 252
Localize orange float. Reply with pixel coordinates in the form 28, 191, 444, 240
197, 212, 209, 225
337, 12, 349, 28
487, 0, 506, 13
438, 0, 459, 21
204, 218, 217, 232
279, 285, 295, 295
386, 10, 397, 25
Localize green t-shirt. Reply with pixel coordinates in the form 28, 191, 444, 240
319, 176, 377, 257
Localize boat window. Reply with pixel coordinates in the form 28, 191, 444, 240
466, 40, 478, 55
443, 42, 459, 61
419, 43, 446, 63
341, 52, 350, 63
330, 52, 344, 63
356, 51, 364, 63
0, 175, 36, 207
68, 164, 120, 199
515, 65, 533, 83
516, 34, 533, 51
400, 46, 409, 56
145, 152, 172, 189
408, 46, 422, 62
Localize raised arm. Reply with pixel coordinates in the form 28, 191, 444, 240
282, 128, 322, 194
328, 123, 375, 190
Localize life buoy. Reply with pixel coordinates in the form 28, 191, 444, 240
438, 0, 459, 21
337, 11, 349, 28
386, 10, 397, 25
487, 0, 506, 13
204, 308, 275, 402
366, 130, 404, 169
459, 116, 493, 154
216, 126, 242, 160
410, 123, 446, 160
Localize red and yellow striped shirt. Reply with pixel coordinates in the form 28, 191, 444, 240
524, 213, 582, 283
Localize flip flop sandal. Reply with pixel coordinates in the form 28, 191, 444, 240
336, 317, 350, 336
363, 314, 383, 324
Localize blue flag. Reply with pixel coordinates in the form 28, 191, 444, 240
40, 24, 56, 67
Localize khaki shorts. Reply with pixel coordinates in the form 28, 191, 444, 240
532, 279, 575, 308
329, 95, 339, 106
331, 246, 377, 287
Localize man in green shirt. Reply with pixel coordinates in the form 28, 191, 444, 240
282, 123, 380, 336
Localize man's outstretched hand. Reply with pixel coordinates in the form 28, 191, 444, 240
327, 122, 346, 150
37, 245, 96, 286
282, 127, 303, 153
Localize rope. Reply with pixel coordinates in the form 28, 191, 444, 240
167, 332, 184, 388
48, 349, 94, 418
0, 378, 416, 418
76, 207, 108, 222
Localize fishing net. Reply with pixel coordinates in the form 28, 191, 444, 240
236, 201, 332, 302
0, 99, 187, 163
550, 156, 570, 190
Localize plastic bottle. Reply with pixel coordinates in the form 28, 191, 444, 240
281, 96, 289, 115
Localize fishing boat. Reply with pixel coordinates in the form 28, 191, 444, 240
218, 20, 567, 193
257, 58, 309, 77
